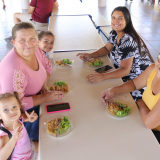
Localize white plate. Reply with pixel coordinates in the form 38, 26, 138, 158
105, 97, 132, 118
44, 114, 74, 138
47, 79, 72, 95
54, 58, 74, 67
87, 58, 105, 68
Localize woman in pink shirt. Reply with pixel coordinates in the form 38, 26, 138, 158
0, 22, 64, 140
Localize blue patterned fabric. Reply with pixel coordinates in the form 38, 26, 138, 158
24, 105, 40, 141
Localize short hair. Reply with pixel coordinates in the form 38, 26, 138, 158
38, 31, 54, 41
12, 22, 37, 40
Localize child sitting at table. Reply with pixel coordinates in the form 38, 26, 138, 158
0, 92, 38, 160
38, 31, 54, 56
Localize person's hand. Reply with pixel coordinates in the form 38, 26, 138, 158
76, 53, 92, 61
43, 91, 64, 103
40, 81, 48, 93
12, 120, 23, 141
86, 73, 104, 83
24, 111, 38, 123
101, 88, 114, 105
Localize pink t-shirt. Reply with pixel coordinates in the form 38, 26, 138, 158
0, 118, 33, 160
0, 47, 52, 110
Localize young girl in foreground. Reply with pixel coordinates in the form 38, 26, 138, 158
38, 31, 54, 56
0, 92, 38, 160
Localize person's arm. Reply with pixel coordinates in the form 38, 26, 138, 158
53, 1, 59, 8
28, 6, 35, 14
90, 42, 113, 58
104, 57, 134, 79
101, 64, 155, 104
133, 64, 155, 90
0, 136, 16, 159
77, 42, 113, 60
32, 91, 64, 106
137, 99, 160, 129
111, 64, 155, 95
87, 57, 134, 83
0, 122, 22, 160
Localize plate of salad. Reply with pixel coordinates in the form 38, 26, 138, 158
44, 114, 74, 138
47, 79, 72, 95
54, 58, 74, 67
105, 98, 132, 118
87, 58, 104, 68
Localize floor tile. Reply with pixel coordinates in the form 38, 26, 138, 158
143, 40, 156, 50
139, 33, 160, 40
149, 48, 159, 62
135, 26, 155, 33
148, 41, 160, 50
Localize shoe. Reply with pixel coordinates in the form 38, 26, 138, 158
4, 36, 12, 43
3, 5, 6, 9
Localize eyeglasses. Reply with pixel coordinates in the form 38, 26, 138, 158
157, 54, 160, 63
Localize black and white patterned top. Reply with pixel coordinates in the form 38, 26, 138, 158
108, 30, 153, 82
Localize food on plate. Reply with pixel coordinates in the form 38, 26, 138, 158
55, 59, 72, 67
47, 116, 70, 135
107, 101, 131, 117
87, 58, 103, 67
50, 81, 69, 93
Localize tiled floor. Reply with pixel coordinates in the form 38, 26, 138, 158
0, 0, 160, 61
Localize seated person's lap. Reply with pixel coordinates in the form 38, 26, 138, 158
24, 105, 40, 141
20, 13, 48, 27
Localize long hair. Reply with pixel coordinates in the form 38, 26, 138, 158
111, 6, 154, 62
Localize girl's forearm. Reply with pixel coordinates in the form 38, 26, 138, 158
0, 137, 17, 160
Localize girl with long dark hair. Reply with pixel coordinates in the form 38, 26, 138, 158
77, 6, 154, 101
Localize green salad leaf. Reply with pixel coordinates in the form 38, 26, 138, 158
115, 107, 131, 117
53, 81, 66, 87
115, 101, 127, 108
62, 59, 72, 64
93, 60, 103, 66
61, 116, 70, 130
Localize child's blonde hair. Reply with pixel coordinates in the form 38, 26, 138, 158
0, 92, 24, 124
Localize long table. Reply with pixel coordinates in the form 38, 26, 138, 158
48, 16, 104, 52
51, 0, 91, 17
39, 51, 160, 160
51, 0, 110, 28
